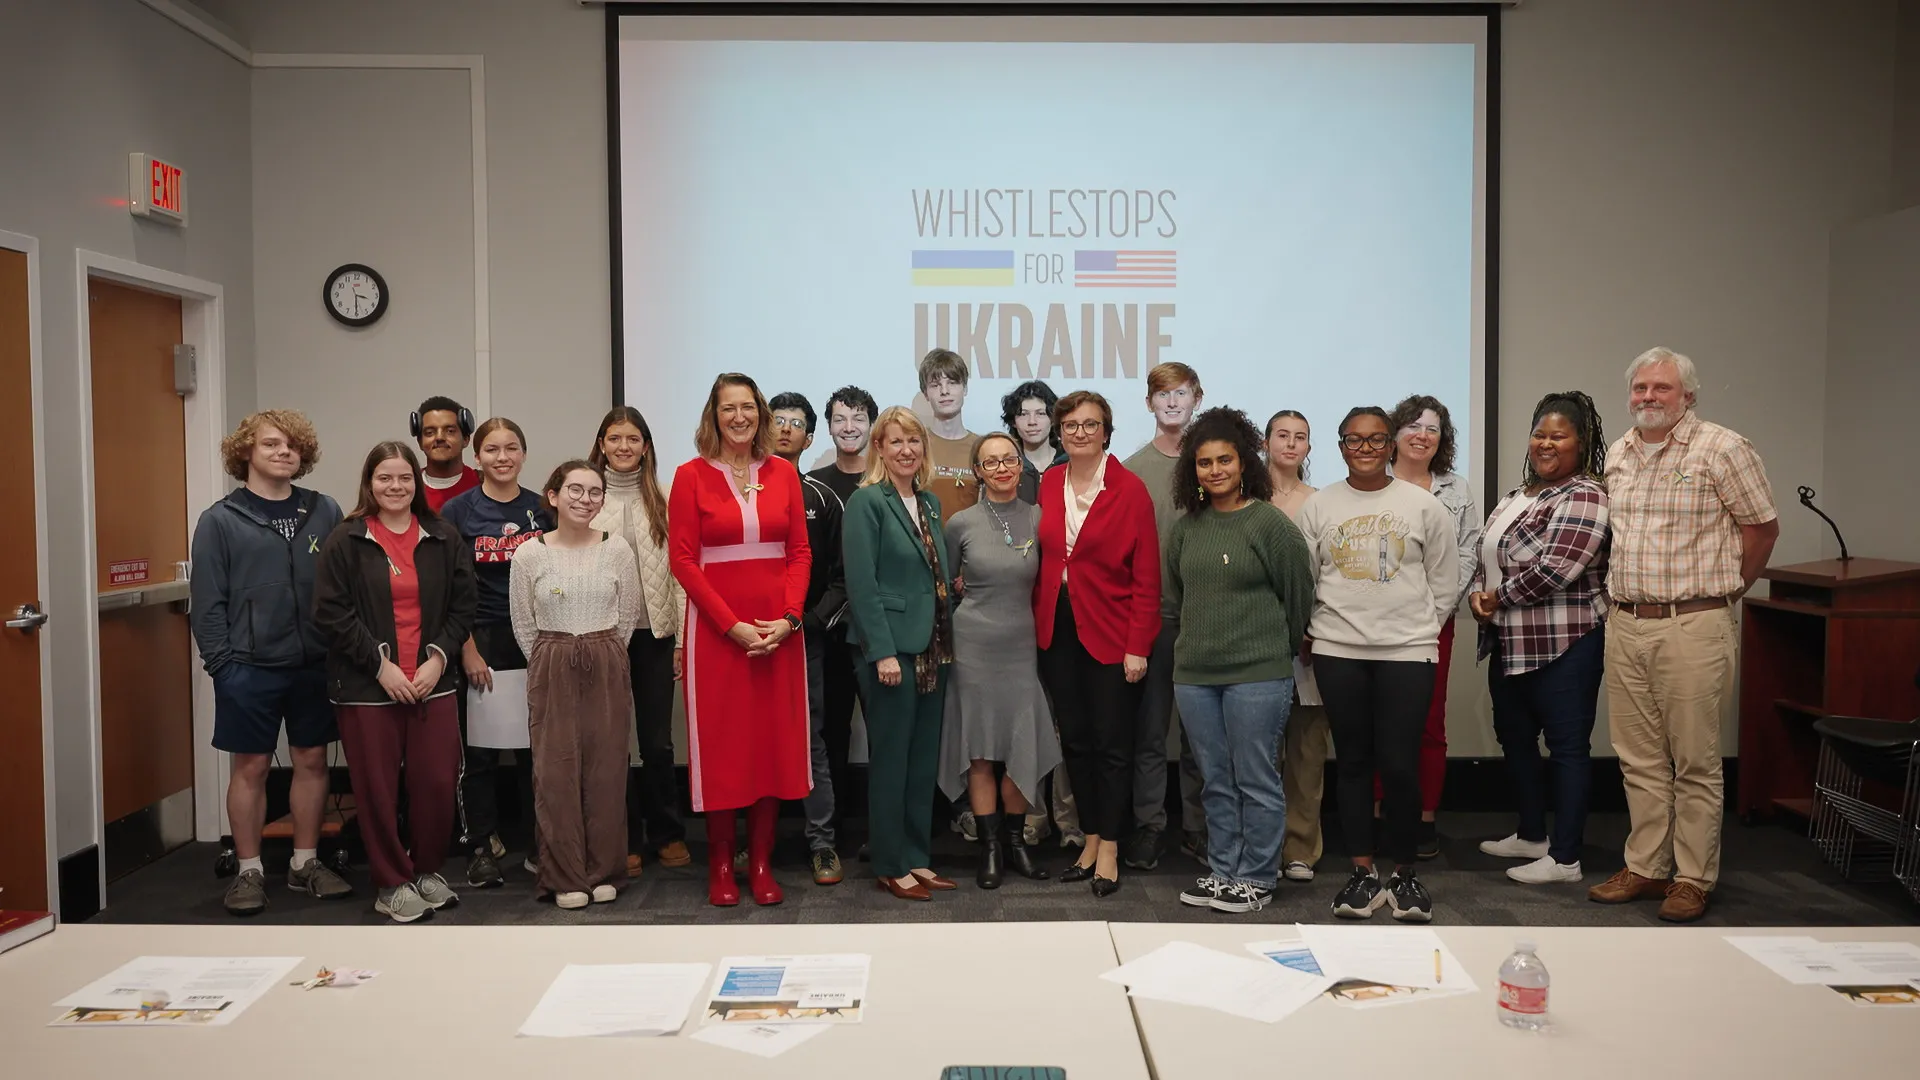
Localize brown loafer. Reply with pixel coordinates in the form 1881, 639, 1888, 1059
910, 869, 958, 891
876, 875, 931, 901
1587, 867, 1669, 904
1658, 881, 1709, 922
625, 853, 644, 878
656, 841, 692, 868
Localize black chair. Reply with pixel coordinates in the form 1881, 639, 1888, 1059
1810, 714, 1920, 903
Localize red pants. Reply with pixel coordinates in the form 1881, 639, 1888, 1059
1373, 620, 1454, 813
337, 696, 461, 889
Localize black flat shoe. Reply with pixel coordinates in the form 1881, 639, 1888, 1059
1060, 862, 1096, 883
1091, 875, 1121, 898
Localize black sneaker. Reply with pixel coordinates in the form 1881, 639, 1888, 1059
1416, 820, 1441, 860
1386, 868, 1433, 922
466, 849, 504, 889
1178, 829, 1208, 865
1123, 826, 1165, 871
1332, 865, 1384, 919
1179, 875, 1228, 907
1210, 881, 1274, 913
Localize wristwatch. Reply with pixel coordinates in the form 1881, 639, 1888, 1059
783, 612, 802, 632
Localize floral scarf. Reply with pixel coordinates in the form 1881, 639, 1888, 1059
905, 490, 954, 695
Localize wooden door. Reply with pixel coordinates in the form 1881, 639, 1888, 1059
89, 280, 195, 879
0, 247, 49, 912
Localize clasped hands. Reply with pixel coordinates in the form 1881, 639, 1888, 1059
728, 618, 795, 657
1468, 591, 1500, 622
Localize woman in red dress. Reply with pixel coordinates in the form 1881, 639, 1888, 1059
669, 373, 813, 907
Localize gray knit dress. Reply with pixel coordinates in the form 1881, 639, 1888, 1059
936, 497, 1063, 804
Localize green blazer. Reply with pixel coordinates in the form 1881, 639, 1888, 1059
842, 482, 955, 663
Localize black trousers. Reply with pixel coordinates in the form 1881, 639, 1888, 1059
1038, 587, 1141, 841
819, 626, 859, 835
626, 631, 685, 849
457, 620, 534, 849
1315, 655, 1435, 867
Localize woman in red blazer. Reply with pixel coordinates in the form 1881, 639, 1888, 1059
1034, 389, 1161, 896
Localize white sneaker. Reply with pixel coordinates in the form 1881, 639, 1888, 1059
555, 891, 590, 909
1506, 855, 1582, 885
1283, 861, 1316, 882
1479, 833, 1549, 860
374, 882, 433, 923
591, 884, 617, 904
413, 872, 459, 910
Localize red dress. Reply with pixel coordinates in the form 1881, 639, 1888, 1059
668, 455, 813, 812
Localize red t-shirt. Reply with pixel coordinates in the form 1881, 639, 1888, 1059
421, 465, 481, 512
368, 516, 423, 678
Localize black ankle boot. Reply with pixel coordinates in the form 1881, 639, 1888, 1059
1006, 815, 1049, 880
977, 812, 1004, 889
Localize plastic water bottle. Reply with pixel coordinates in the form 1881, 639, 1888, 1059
1497, 941, 1550, 1030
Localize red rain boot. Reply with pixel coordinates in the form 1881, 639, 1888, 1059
706, 810, 740, 907
746, 797, 784, 906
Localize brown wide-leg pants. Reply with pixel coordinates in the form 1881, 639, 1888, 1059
528, 629, 633, 897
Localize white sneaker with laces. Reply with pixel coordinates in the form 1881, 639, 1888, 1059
374, 882, 433, 923
1478, 833, 1549, 860
555, 891, 590, 909
413, 872, 459, 910
591, 884, 617, 903
1282, 861, 1316, 882
1506, 855, 1582, 884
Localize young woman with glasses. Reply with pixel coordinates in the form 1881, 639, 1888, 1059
508, 460, 642, 910
1296, 408, 1458, 923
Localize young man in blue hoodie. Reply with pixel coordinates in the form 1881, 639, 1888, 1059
190, 410, 352, 915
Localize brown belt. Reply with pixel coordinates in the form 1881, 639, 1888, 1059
1615, 596, 1731, 619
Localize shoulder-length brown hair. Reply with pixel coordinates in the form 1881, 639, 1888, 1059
859, 406, 937, 490
1388, 394, 1458, 476
589, 406, 669, 549
1053, 389, 1115, 451
539, 459, 606, 518
222, 409, 320, 482
345, 441, 439, 524
693, 373, 773, 461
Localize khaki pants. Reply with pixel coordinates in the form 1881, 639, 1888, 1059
1280, 704, 1329, 868
1605, 607, 1735, 890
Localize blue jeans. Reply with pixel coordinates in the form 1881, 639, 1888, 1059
802, 629, 835, 852
1490, 627, 1604, 865
1174, 679, 1293, 887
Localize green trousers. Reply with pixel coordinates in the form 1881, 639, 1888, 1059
860, 656, 948, 878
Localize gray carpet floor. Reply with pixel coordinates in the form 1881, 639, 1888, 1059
94, 812, 1918, 928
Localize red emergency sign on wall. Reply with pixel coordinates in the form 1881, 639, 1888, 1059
129, 153, 187, 224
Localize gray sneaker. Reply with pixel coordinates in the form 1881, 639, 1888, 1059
413, 872, 459, 910
288, 859, 353, 899
375, 882, 434, 923
224, 868, 267, 916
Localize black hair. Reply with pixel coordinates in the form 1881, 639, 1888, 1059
824, 385, 879, 426
768, 392, 817, 436
1386, 394, 1458, 476
416, 395, 471, 433
1265, 409, 1311, 484
1174, 407, 1273, 515
1000, 380, 1061, 450
1338, 406, 1391, 436
1524, 390, 1607, 487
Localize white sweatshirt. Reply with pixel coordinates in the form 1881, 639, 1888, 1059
1296, 478, 1460, 663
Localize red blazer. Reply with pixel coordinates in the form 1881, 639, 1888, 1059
1033, 455, 1161, 664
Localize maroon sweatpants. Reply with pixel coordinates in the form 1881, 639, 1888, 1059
336, 695, 460, 889
1373, 620, 1455, 813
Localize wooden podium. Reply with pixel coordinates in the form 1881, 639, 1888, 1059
1738, 558, 1920, 820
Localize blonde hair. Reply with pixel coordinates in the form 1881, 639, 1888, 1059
859, 406, 937, 490
222, 410, 320, 482
693, 373, 773, 461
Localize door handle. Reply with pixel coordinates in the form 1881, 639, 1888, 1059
7, 602, 49, 632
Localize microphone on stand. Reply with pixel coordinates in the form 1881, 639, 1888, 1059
1797, 486, 1851, 562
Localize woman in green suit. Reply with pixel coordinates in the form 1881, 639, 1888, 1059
843, 405, 959, 902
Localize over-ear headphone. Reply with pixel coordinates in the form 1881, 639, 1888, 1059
409, 405, 476, 440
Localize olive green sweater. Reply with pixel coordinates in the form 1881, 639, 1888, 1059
1166, 499, 1315, 685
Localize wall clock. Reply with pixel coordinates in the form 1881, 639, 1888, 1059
324, 263, 389, 327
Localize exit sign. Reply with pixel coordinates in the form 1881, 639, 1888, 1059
128, 153, 187, 224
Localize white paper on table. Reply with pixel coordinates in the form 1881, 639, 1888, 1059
1298, 926, 1475, 992
54, 956, 303, 1023
518, 963, 710, 1038
1827, 942, 1920, 984
1244, 938, 1325, 976
704, 955, 869, 1024
467, 668, 530, 749
1721, 937, 1920, 986
1101, 942, 1331, 1024
691, 1022, 832, 1057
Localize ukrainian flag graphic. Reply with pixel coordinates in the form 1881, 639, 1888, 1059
911, 250, 1015, 287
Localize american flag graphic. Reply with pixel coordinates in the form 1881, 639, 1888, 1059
1074, 250, 1177, 288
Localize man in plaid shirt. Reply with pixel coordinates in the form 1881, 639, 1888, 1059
1589, 347, 1778, 922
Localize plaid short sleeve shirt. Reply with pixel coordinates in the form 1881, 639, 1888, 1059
1604, 410, 1777, 604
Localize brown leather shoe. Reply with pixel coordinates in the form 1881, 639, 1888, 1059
876, 875, 931, 901
626, 853, 644, 878
910, 869, 958, 891
656, 841, 692, 868
1658, 881, 1709, 922
1587, 867, 1670, 904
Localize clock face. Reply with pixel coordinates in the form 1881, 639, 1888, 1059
324, 264, 388, 327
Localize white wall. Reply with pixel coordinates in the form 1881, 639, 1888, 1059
1821, 204, 1920, 557
0, 0, 254, 861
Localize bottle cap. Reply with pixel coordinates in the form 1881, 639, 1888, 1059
1515, 940, 1536, 953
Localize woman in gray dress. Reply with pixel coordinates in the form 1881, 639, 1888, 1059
940, 433, 1061, 888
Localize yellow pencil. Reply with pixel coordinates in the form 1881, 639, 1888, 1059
1434, 948, 1443, 984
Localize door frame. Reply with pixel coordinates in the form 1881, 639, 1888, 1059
73, 252, 228, 903
0, 229, 59, 915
